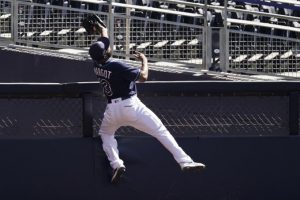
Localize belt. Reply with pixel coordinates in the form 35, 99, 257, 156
107, 96, 132, 104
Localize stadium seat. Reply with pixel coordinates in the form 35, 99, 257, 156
167, 3, 178, 10
280, 50, 293, 59
273, 23, 288, 37
51, 0, 64, 6
131, 10, 145, 17
248, 53, 263, 62
264, 52, 279, 61
114, 0, 126, 13
136, 41, 151, 50
258, 15, 272, 35
134, 0, 147, 6
165, 9, 178, 22
181, 7, 196, 25
211, 0, 220, 6
233, 54, 248, 63
40, 30, 52, 36
210, 11, 223, 27
187, 38, 199, 46
153, 40, 168, 58
228, 9, 240, 20
290, 21, 300, 38
74, 27, 86, 47
0, 13, 11, 19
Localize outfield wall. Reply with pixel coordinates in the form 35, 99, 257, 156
0, 137, 300, 200
0, 52, 300, 199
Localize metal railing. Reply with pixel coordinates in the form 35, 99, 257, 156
1, 0, 300, 78
221, 1, 300, 78
0, 0, 12, 39
0, 0, 206, 67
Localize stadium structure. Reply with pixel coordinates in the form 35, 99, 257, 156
1, 0, 300, 80
0, 1, 300, 200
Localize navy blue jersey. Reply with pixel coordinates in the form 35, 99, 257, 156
93, 59, 140, 100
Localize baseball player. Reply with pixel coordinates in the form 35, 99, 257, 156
88, 21, 206, 184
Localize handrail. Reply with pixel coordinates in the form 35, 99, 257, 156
237, 0, 300, 6
2, 81, 300, 95
228, 18, 300, 33
111, 2, 204, 18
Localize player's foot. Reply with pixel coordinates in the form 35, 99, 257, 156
111, 166, 126, 184
180, 161, 206, 172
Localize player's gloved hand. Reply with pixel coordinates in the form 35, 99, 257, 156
81, 14, 106, 35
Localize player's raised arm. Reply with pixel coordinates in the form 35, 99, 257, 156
134, 51, 148, 82
94, 23, 108, 38
90, 22, 107, 38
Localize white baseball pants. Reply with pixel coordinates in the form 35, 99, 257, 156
99, 95, 193, 169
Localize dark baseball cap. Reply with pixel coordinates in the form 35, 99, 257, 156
89, 37, 110, 61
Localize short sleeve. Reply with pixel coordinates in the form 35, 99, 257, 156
116, 61, 140, 81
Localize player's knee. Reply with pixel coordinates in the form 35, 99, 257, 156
148, 125, 168, 137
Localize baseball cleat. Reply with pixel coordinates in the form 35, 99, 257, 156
180, 162, 206, 172
111, 166, 126, 184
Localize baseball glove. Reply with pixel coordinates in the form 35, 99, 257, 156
81, 14, 106, 35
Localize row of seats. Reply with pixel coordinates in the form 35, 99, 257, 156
32, 0, 300, 19
229, 52, 300, 73
28, 0, 300, 38
225, 1, 300, 38
3, 0, 299, 38
11, 1, 202, 60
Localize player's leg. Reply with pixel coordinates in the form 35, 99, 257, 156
100, 132, 126, 183
99, 105, 125, 183
129, 97, 194, 164
130, 98, 205, 171
99, 132, 125, 170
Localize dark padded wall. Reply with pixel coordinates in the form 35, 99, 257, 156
0, 136, 300, 200
0, 49, 215, 82
0, 138, 95, 200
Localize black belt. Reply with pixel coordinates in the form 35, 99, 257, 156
107, 96, 132, 104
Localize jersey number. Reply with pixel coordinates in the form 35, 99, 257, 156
100, 79, 113, 97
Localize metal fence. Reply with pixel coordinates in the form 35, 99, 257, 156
222, 2, 300, 78
1, 0, 300, 78
228, 31, 300, 76
0, 0, 205, 66
0, 82, 299, 138
0, 98, 83, 138
0, 0, 11, 39
92, 95, 290, 137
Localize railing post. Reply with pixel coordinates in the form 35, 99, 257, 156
108, 0, 114, 50
12, 0, 18, 43
82, 93, 93, 137
289, 92, 299, 135
125, 0, 131, 60
223, 0, 229, 72
203, 0, 208, 70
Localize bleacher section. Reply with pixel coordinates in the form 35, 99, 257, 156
1, 0, 300, 78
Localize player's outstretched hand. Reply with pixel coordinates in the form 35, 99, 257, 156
134, 51, 147, 61
81, 14, 107, 35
